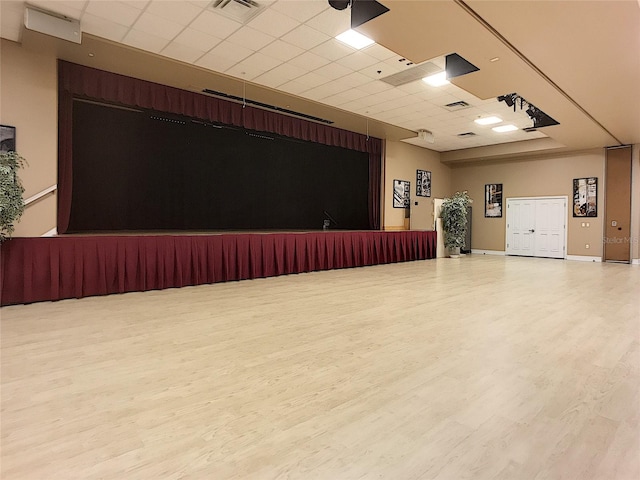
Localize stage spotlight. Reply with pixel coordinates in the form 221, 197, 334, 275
329, 0, 350, 10
526, 105, 537, 118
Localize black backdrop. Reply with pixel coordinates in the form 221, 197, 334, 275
69, 100, 370, 231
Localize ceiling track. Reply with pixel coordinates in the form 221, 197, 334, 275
454, 0, 623, 146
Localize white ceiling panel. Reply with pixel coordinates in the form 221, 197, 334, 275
28, 0, 85, 19
196, 48, 240, 72
241, 52, 283, 72
247, 8, 299, 37
207, 40, 253, 65
161, 41, 206, 64
261, 62, 308, 83
288, 51, 330, 71
339, 71, 371, 88
84, 1, 142, 27
227, 27, 276, 52
336, 51, 378, 71
281, 24, 330, 51
145, 1, 202, 26
358, 80, 393, 94
259, 39, 305, 62
225, 62, 266, 81
294, 71, 329, 88
310, 39, 355, 61
362, 43, 397, 61
278, 80, 311, 95
190, 10, 242, 39
304, 6, 349, 37
270, 0, 327, 23
133, 12, 185, 41
172, 27, 222, 52
313, 61, 352, 81
81, 13, 130, 43
123, 29, 169, 53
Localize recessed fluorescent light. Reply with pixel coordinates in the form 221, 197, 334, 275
474, 116, 502, 125
422, 71, 450, 87
335, 29, 375, 49
492, 124, 518, 132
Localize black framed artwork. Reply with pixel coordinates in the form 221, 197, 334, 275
573, 177, 597, 217
485, 183, 503, 217
0, 125, 16, 152
393, 179, 410, 208
416, 170, 431, 197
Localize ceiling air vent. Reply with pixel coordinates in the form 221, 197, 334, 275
210, 0, 265, 24
379, 62, 441, 87
457, 132, 476, 137
444, 100, 471, 111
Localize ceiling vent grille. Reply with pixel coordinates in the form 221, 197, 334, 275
379, 62, 441, 87
457, 132, 476, 137
210, 0, 265, 24
444, 100, 471, 111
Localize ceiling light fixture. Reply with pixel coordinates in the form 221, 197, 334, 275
492, 124, 518, 133
335, 29, 375, 49
422, 71, 449, 87
474, 116, 502, 125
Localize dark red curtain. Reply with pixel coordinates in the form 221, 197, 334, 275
57, 61, 382, 232
1, 231, 436, 305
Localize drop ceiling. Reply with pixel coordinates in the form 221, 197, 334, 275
1, 0, 638, 160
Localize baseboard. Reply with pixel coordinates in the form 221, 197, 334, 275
566, 255, 602, 262
471, 249, 506, 256
632, 259, 640, 265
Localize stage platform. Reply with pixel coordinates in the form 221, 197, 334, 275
1, 230, 437, 306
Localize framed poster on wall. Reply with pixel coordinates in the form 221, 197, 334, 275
416, 170, 431, 197
393, 179, 410, 208
0, 125, 16, 152
485, 183, 503, 217
573, 177, 597, 217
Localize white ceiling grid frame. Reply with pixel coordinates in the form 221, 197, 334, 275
133, 11, 185, 40
172, 28, 223, 53
270, 0, 328, 24
145, 1, 201, 26
247, 8, 299, 37
226, 26, 276, 52
84, 1, 143, 27
280, 24, 330, 50
190, 9, 242, 38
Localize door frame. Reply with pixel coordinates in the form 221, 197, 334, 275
505, 196, 568, 259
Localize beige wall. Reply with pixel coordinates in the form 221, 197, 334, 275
1, 39, 58, 237
383, 141, 451, 230
450, 151, 606, 256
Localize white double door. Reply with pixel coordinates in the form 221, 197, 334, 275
506, 197, 567, 259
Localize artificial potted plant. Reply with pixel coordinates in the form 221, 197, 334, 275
0, 151, 26, 242
440, 191, 472, 258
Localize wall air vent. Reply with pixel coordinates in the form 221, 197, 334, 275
457, 132, 476, 137
444, 100, 471, 111
210, 0, 265, 24
202, 89, 334, 125
379, 61, 441, 87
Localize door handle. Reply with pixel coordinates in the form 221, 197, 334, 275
529, 229, 535, 233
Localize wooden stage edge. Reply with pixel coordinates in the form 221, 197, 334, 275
2, 230, 437, 306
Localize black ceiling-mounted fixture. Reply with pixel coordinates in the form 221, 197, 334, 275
328, 0, 390, 29
445, 53, 479, 79
498, 93, 559, 129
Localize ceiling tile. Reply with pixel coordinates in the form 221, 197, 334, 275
304, 6, 349, 37
227, 26, 276, 51
265, 62, 308, 82
281, 24, 330, 50
173, 28, 222, 51
85, 1, 142, 27
340, 71, 372, 88
358, 80, 393, 94
132, 12, 185, 41
341, 99, 370, 113
120, 1, 149, 9
360, 61, 402, 80
208, 40, 254, 65
288, 51, 330, 70
311, 39, 355, 61
29, 0, 84, 19
241, 52, 283, 72
270, 0, 328, 23
397, 81, 428, 94
145, 1, 202, 25
279, 80, 311, 95
363, 43, 398, 61
302, 81, 345, 100
339, 88, 371, 101
81, 13, 130, 43
196, 48, 241, 72
259, 39, 305, 62
336, 51, 378, 71
123, 29, 170, 53
189, 0, 211, 7
253, 69, 291, 88
225, 62, 266, 81
322, 93, 352, 107
161, 42, 205, 64
247, 8, 299, 37
295, 71, 329, 88
314, 62, 352, 81
190, 10, 242, 39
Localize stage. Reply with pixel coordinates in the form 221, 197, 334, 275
1, 230, 437, 306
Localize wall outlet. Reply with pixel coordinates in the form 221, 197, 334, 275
585, 244, 590, 249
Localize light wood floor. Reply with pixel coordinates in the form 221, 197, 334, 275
1, 256, 638, 480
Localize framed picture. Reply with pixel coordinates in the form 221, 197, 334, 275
416, 170, 431, 197
393, 179, 410, 208
0, 125, 16, 152
485, 183, 503, 217
573, 177, 597, 217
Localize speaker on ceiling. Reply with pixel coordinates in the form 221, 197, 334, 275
24, 7, 82, 44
